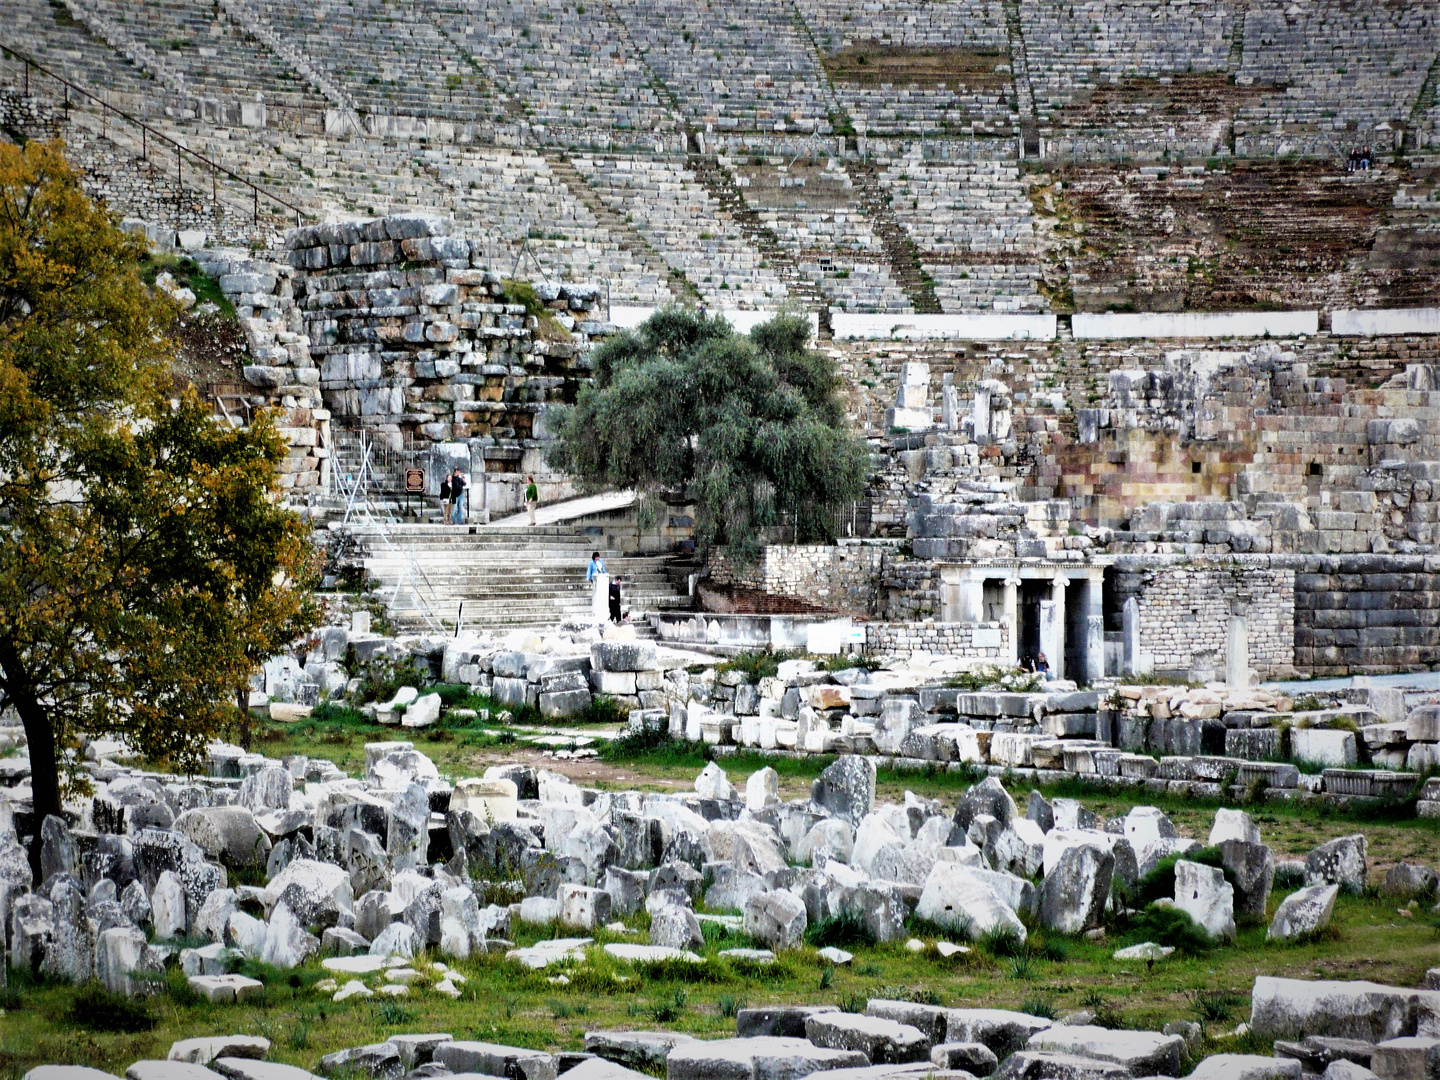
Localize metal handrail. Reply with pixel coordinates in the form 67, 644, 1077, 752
0, 43, 312, 226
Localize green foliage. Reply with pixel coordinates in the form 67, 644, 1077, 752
137, 252, 235, 318
806, 911, 877, 949
1021, 996, 1057, 1020
717, 648, 803, 682
1190, 989, 1245, 1027
501, 280, 570, 341
1037, 937, 1069, 962
0, 141, 319, 851
545, 307, 869, 560
600, 728, 707, 768
67, 983, 156, 1033
821, 653, 883, 673
944, 666, 1044, 692
875, 985, 943, 1006
979, 927, 1026, 958
1130, 904, 1214, 955
1081, 988, 1123, 1029
648, 989, 688, 1023
718, 993, 747, 1018
1134, 846, 1228, 907
372, 999, 417, 1025
582, 695, 629, 724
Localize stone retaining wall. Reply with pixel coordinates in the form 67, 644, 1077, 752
708, 541, 896, 616
1116, 560, 1296, 680
865, 620, 1010, 660
1295, 554, 1440, 676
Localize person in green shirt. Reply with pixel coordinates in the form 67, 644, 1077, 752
525, 474, 539, 525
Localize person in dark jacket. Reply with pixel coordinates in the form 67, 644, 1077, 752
609, 576, 623, 623
450, 467, 467, 524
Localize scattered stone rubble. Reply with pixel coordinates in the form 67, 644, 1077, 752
8, 706, 1440, 1080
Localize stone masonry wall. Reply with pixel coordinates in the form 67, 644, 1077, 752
285, 215, 610, 452
708, 541, 900, 617
1294, 553, 1440, 677
866, 620, 1010, 660
1117, 558, 1296, 679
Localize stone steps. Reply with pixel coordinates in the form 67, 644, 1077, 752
345, 522, 692, 628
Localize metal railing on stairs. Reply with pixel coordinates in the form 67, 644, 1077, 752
0, 43, 312, 228
336, 430, 446, 634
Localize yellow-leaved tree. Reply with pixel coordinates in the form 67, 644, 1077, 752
0, 141, 319, 873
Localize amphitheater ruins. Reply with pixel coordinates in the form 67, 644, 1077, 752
6, 0, 1440, 1078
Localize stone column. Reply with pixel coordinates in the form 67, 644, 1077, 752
1085, 571, 1105, 684
1047, 576, 1067, 679
972, 384, 992, 441
1004, 576, 1020, 667
959, 576, 985, 624
942, 384, 961, 431
1226, 615, 1249, 688
1122, 596, 1149, 675
592, 572, 609, 623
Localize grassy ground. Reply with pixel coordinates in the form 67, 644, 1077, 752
4, 890, 1438, 1080
21, 717, 1435, 1080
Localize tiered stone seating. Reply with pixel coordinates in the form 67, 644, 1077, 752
840, 83, 1016, 138
1234, 2, 1440, 157
1, 0, 168, 113
727, 157, 911, 312
574, 154, 789, 307
1020, 0, 1234, 123
75, 0, 329, 113
798, 0, 1008, 54
246, 0, 500, 120
797, 0, 1015, 135
611, 0, 832, 132
426, 0, 676, 147
878, 155, 1043, 312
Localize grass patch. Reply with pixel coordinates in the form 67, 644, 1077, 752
138, 253, 235, 318
66, 984, 156, 1033
716, 649, 804, 682
806, 911, 877, 949
943, 666, 1044, 692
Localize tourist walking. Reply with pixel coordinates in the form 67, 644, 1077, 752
450, 466, 467, 524
525, 474, 539, 526
439, 473, 452, 523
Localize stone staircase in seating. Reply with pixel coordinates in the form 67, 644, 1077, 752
344, 523, 693, 632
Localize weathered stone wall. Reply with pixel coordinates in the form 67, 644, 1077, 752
1294, 554, 1440, 677
286, 216, 610, 453
708, 541, 900, 617
865, 619, 1010, 660
1113, 558, 1296, 679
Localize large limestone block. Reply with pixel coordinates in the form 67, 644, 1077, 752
1024, 1026, 1186, 1077
664, 1037, 868, 1080
1249, 976, 1440, 1041
804, 1013, 931, 1064
916, 864, 1026, 942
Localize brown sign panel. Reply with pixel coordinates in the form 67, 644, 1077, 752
405, 468, 425, 494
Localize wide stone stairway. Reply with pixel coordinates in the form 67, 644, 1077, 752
344, 523, 694, 633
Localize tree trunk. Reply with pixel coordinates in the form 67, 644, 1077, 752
0, 640, 58, 881
11, 685, 57, 883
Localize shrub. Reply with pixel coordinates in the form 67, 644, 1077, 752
1134, 846, 1229, 907
979, 926, 1026, 958
806, 911, 876, 949
717, 649, 802, 682
1132, 904, 1214, 955
67, 983, 156, 1033
583, 695, 628, 724
1022, 996, 1057, 1020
